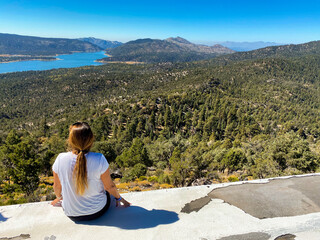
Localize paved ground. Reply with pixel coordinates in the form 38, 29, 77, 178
1, 174, 320, 240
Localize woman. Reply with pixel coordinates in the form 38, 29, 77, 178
51, 122, 130, 221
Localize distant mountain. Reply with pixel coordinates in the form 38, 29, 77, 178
166, 37, 235, 54
78, 37, 122, 49
100, 37, 235, 63
211, 40, 320, 64
0, 33, 102, 56
212, 41, 285, 51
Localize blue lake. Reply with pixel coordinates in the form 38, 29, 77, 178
0, 51, 106, 74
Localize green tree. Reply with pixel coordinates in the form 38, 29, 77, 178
116, 138, 150, 167
1, 132, 40, 195
221, 148, 247, 172
169, 147, 190, 186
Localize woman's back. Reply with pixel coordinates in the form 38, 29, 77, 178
53, 151, 109, 216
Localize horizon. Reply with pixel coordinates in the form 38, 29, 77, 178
1, 0, 320, 44
0, 32, 295, 47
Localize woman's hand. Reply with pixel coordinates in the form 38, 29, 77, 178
116, 197, 131, 207
51, 198, 62, 207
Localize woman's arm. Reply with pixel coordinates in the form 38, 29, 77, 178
51, 171, 62, 206
101, 169, 130, 207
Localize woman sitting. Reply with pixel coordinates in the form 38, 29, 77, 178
51, 122, 130, 221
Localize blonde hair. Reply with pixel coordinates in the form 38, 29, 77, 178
68, 122, 94, 195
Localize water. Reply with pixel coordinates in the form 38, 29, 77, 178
0, 51, 106, 74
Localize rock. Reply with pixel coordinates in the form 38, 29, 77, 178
111, 169, 122, 179
191, 178, 212, 186
148, 166, 156, 171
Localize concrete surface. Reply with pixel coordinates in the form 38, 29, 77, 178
1, 173, 320, 240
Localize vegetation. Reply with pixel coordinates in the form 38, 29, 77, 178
209, 40, 320, 65
0, 33, 102, 55
1, 40, 320, 204
100, 38, 232, 63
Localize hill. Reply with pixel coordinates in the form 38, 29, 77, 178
99, 37, 235, 63
211, 40, 320, 64
0, 33, 103, 56
166, 37, 235, 54
78, 37, 122, 49
213, 41, 285, 51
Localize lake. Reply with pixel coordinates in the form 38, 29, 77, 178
0, 51, 106, 74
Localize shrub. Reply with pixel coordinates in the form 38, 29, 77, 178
155, 169, 163, 177
138, 176, 147, 181
117, 182, 130, 189
137, 180, 151, 187
221, 148, 247, 172
132, 186, 141, 192
158, 174, 171, 184
148, 176, 158, 183
227, 175, 239, 182
160, 184, 173, 189
156, 161, 167, 170
122, 163, 147, 182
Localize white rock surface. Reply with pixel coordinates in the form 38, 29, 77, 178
1, 174, 320, 240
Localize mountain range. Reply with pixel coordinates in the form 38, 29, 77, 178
210, 40, 320, 65
0, 33, 102, 56
78, 37, 122, 49
1, 33, 320, 65
212, 41, 285, 51
165, 37, 235, 54
100, 37, 235, 63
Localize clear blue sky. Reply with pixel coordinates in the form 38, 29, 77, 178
1, 0, 320, 44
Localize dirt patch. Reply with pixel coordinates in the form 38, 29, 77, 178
181, 196, 211, 213
181, 175, 320, 219
0, 234, 30, 240
274, 233, 296, 240
217, 232, 271, 240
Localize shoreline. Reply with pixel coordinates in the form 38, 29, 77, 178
0, 51, 105, 64
96, 60, 145, 64
0, 58, 57, 64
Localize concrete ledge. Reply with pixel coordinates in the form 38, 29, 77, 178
1, 174, 320, 240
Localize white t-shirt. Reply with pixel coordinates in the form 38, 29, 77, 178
52, 151, 109, 216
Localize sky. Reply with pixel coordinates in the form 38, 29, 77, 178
1, 0, 320, 44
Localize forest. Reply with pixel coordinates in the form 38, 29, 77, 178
1, 51, 320, 205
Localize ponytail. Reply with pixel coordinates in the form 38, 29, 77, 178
73, 150, 88, 195
68, 122, 94, 195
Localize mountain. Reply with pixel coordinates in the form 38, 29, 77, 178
0, 33, 103, 56
100, 37, 235, 63
210, 40, 320, 64
214, 41, 285, 51
166, 37, 235, 54
78, 37, 122, 49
